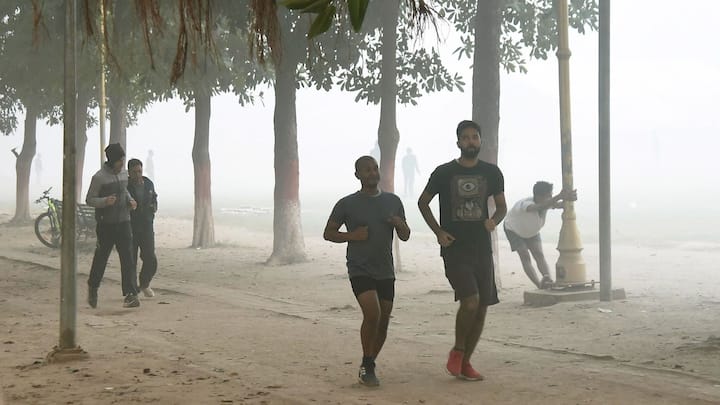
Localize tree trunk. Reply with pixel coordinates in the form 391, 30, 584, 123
472, 0, 501, 164
378, 0, 402, 271
11, 106, 37, 224
267, 46, 306, 265
377, 0, 400, 193
75, 91, 90, 202
191, 88, 215, 248
109, 93, 127, 149
472, 0, 503, 288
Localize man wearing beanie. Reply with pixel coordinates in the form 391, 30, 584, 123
85, 143, 140, 308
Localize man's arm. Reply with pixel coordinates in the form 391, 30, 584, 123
323, 220, 367, 243
388, 216, 410, 241
85, 176, 108, 208
527, 189, 577, 212
418, 191, 455, 247
125, 188, 137, 210
484, 192, 507, 232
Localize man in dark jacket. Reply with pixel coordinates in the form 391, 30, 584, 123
86, 143, 139, 308
127, 158, 158, 298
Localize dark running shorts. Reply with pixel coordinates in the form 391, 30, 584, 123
503, 226, 542, 252
442, 245, 499, 305
350, 276, 395, 302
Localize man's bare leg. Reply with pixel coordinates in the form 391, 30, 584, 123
372, 299, 393, 360
454, 294, 479, 351
462, 305, 488, 363
356, 291, 381, 357
517, 248, 542, 288
527, 240, 551, 283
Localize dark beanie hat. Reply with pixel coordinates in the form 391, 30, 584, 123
105, 143, 125, 164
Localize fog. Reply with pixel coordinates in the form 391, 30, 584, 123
2, 0, 719, 246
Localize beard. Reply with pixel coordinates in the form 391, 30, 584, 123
460, 146, 480, 159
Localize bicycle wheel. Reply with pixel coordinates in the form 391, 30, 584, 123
34, 212, 61, 248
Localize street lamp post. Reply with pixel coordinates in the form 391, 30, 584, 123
598, 0, 612, 301
554, 0, 587, 285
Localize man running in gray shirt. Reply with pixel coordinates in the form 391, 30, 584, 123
324, 156, 410, 387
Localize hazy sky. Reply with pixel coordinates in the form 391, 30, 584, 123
2, 1, 719, 241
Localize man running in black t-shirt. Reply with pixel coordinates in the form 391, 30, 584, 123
418, 120, 507, 381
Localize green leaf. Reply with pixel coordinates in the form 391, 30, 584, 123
308, 5, 336, 39
348, 0, 370, 32
281, 0, 319, 10
300, 0, 332, 14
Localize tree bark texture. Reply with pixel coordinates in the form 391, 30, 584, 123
191, 88, 215, 248
109, 93, 127, 150
472, 0, 503, 287
11, 106, 38, 224
267, 43, 306, 265
75, 91, 89, 202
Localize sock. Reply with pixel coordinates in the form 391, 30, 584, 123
361, 355, 374, 368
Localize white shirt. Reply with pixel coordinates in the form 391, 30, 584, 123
504, 197, 546, 238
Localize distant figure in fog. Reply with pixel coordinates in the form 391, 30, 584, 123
323, 156, 410, 387
145, 150, 155, 180
127, 158, 159, 298
503, 181, 576, 289
34, 153, 43, 186
401, 147, 420, 197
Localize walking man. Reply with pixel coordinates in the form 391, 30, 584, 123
86, 143, 140, 308
324, 156, 410, 386
418, 120, 506, 381
402, 147, 420, 198
504, 181, 576, 289
127, 158, 159, 298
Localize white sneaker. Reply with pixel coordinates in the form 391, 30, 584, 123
141, 287, 155, 298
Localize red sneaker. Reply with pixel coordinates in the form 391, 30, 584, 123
446, 349, 463, 376
459, 362, 484, 381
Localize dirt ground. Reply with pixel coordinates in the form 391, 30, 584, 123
1, 211, 720, 404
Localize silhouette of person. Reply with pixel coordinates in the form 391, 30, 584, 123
402, 148, 420, 197
34, 153, 43, 185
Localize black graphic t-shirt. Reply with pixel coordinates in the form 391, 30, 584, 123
423, 159, 504, 253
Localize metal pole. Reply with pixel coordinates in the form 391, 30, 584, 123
60, 0, 78, 350
599, 0, 611, 300
554, 0, 587, 285
98, 0, 107, 167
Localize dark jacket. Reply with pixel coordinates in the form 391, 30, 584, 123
127, 176, 158, 232
86, 163, 134, 224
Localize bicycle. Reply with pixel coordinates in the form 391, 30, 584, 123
34, 187, 61, 248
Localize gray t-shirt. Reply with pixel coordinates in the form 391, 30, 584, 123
329, 191, 406, 280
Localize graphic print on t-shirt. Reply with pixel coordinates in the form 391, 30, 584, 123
451, 175, 488, 221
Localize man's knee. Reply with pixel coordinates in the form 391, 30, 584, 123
459, 295, 480, 313
517, 249, 532, 262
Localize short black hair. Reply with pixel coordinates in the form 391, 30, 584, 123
128, 158, 143, 170
456, 120, 481, 139
354, 155, 377, 171
533, 181, 553, 197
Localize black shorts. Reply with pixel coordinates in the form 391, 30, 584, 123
350, 276, 395, 302
442, 245, 499, 305
504, 226, 541, 252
